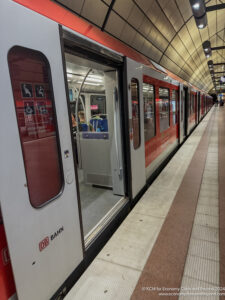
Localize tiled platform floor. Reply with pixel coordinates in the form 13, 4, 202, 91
65, 107, 221, 300
179, 109, 219, 300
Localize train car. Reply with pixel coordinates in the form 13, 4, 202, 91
0, 1, 213, 299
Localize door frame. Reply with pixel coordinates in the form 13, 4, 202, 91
125, 57, 146, 199
59, 26, 129, 244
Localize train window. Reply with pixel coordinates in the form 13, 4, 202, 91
171, 90, 177, 125
90, 95, 106, 117
189, 93, 193, 116
8, 46, 63, 208
159, 87, 170, 132
181, 90, 183, 121
189, 94, 191, 116
143, 83, 155, 141
192, 94, 195, 114
131, 78, 141, 149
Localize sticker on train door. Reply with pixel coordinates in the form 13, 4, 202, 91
35, 85, 45, 98
37, 101, 47, 115
24, 101, 35, 115
21, 83, 33, 98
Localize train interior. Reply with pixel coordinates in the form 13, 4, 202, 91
65, 52, 125, 241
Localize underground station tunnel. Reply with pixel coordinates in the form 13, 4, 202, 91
0, 0, 225, 299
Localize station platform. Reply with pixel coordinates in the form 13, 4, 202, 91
65, 106, 223, 300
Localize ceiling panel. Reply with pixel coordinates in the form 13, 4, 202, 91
113, 0, 134, 19
56, 0, 225, 92
176, 0, 192, 22
158, 0, 183, 32
57, 0, 84, 14
131, 32, 146, 52
81, 0, 108, 27
141, 40, 162, 62
165, 45, 184, 66
138, 16, 153, 38
147, 26, 168, 53
120, 23, 137, 45
127, 5, 144, 29
178, 26, 195, 55
104, 11, 125, 38
186, 18, 202, 49
208, 10, 217, 38
171, 35, 190, 62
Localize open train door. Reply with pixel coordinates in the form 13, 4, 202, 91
0, 1, 83, 300
126, 58, 146, 198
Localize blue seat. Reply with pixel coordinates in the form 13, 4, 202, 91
81, 123, 88, 131
90, 119, 108, 132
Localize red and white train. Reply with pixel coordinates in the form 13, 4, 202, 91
0, 1, 213, 299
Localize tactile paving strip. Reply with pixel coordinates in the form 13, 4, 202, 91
131, 110, 216, 300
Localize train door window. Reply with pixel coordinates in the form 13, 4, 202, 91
143, 83, 155, 141
8, 46, 63, 208
159, 87, 170, 132
90, 95, 106, 117
131, 78, 140, 149
171, 90, 177, 125
65, 51, 125, 242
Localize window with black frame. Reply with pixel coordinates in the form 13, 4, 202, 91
189, 94, 192, 116
159, 87, 170, 132
143, 83, 155, 141
171, 90, 177, 125
8, 46, 63, 208
131, 78, 140, 149
192, 94, 195, 114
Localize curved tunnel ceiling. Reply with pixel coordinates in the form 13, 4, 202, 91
56, 0, 225, 93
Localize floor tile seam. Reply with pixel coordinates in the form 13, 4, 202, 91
131, 211, 166, 220
182, 277, 219, 288
187, 252, 219, 263
96, 257, 143, 273
198, 203, 219, 207
191, 237, 219, 245
196, 211, 219, 218
198, 188, 218, 192
194, 222, 219, 229
182, 275, 220, 288
197, 203, 219, 208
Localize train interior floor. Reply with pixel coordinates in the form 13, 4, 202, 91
78, 171, 122, 236
65, 106, 222, 300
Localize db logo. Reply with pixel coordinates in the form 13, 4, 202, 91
39, 237, 49, 252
